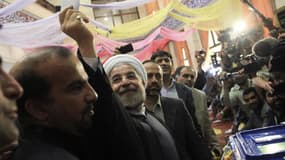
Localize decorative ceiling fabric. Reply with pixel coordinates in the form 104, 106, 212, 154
169, 0, 242, 30
95, 0, 174, 40
134, 38, 170, 61
0, 0, 242, 50
0, 13, 67, 48
98, 38, 170, 62
80, 0, 154, 10
96, 26, 194, 53
94, 0, 242, 39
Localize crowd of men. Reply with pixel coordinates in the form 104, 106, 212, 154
0, 7, 285, 160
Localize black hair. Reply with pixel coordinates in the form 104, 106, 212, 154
10, 46, 73, 124
150, 50, 173, 62
243, 87, 258, 97
142, 59, 156, 64
270, 39, 285, 72
173, 66, 186, 78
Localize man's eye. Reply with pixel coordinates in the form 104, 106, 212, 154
111, 77, 121, 83
127, 74, 136, 80
156, 59, 162, 63
164, 58, 169, 62
71, 83, 84, 91
155, 74, 161, 79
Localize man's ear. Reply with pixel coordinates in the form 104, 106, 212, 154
24, 100, 48, 121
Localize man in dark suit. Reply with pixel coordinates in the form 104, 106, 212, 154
61, 8, 180, 160
267, 40, 285, 125
151, 50, 202, 135
174, 65, 221, 156
103, 54, 180, 160
9, 8, 145, 160
143, 60, 212, 160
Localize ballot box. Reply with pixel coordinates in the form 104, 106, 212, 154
229, 125, 285, 160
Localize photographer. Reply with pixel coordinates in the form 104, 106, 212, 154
194, 49, 207, 90
250, 37, 279, 94
265, 39, 285, 125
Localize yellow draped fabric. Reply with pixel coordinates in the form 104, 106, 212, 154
169, 0, 243, 31
94, 0, 243, 39
95, 0, 174, 39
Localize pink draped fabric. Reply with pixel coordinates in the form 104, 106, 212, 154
77, 27, 192, 62
160, 27, 194, 41
96, 27, 193, 52
134, 38, 170, 61
20, 26, 190, 62
98, 38, 170, 62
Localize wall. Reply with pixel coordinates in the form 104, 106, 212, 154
275, 0, 285, 9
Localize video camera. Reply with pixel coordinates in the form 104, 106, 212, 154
276, 6, 285, 29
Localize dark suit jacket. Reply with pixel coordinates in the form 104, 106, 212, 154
174, 82, 202, 135
11, 55, 146, 160
79, 55, 147, 160
80, 56, 179, 160
11, 127, 83, 160
160, 97, 212, 160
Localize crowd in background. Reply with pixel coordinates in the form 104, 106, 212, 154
196, 33, 285, 134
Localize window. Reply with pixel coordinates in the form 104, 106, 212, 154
92, 0, 140, 28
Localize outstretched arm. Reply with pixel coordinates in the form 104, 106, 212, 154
59, 8, 146, 160
59, 6, 96, 58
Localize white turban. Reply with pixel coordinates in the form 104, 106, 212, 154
103, 55, 147, 86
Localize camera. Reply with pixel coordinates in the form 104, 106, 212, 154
276, 6, 285, 29
219, 72, 240, 81
117, 43, 133, 54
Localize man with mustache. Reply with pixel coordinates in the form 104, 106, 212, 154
266, 39, 285, 125
150, 51, 202, 136
242, 87, 266, 130
10, 7, 147, 160
10, 46, 98, 160
143, 60, 212, 160
0, 56, 23, 160
174, 66, 221, 156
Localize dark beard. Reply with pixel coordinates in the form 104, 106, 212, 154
146, 87, 161, 96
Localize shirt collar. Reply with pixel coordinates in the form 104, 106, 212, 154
165, 79, 175, 89
145, 96, 162, 112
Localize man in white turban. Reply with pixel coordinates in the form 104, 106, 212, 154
104, 55, 147, 87
103, 54, 181, 160
104, 55, 148, 110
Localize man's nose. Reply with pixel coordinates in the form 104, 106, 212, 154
86, 84, 98, 103
150, 76, 158, 82
2, 72, 23, 100
121, 77, 132, 86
